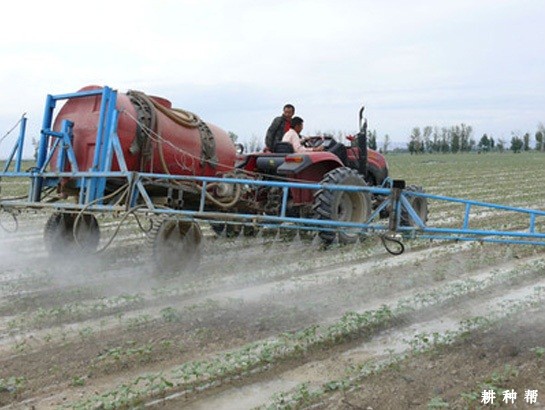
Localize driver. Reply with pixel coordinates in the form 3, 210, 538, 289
281, 117, 324, 153
265, 104, 294, 151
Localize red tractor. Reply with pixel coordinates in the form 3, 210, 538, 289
218, 108, 392, 244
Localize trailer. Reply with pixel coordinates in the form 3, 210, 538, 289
1, 86, 545, 272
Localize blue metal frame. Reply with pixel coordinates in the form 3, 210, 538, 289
28, 87, 123, 204
1, 85, 545, 249
2, 115, 27, 173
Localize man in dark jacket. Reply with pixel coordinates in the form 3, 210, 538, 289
265, 104, 295, 151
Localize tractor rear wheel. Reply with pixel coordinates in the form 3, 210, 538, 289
44, 212, 100, 255
148, 219, 202, 273
312, 167, 372, 245
400, 185, 429, 227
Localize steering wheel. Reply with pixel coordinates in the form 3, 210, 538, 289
302, 136, 325, 148
303, 136, 335, 149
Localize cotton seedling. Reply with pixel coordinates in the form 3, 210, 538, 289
78, 326, 94, 341
160, 306, 181, 323
427, 396, 450, 409
125, 314, 152, 330
530, 346, 545, 358
71, 376, 85, 387
0, 376, 25, 394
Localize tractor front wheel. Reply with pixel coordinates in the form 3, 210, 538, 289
312, 167, 372, 245
400, 185, 429, 227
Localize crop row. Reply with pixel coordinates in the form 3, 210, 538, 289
261, 287, 545, 409
67, 256, 545, 409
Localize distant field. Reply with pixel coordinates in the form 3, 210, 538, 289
388, 151, 544, 200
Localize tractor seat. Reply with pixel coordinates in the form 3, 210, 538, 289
273, 142, 294, 153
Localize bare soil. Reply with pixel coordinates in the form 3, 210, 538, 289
1, 199, 545, 409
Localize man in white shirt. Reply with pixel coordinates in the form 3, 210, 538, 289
281, 117, 324, 153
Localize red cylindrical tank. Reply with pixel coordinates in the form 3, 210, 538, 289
52, 86, 236, 176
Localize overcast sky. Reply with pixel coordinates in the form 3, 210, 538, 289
1, 0, 544, 157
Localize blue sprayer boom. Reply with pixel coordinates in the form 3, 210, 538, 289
1, 86, 544, 272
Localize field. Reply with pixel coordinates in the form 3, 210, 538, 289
1, 152, 545, 409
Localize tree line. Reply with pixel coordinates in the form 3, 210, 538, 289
366, 123, 545, 154
232, 122, 545, 155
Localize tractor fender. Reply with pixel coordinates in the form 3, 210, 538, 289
366, 150, 388, 185
277, 152, 343, 175
277, 153, 345, 205
367, 163, 388, 186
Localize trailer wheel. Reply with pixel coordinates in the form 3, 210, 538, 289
44, 212, 100, 255
149, 219, 202, 273
313, 167, 371, 245
400, 185, 428, 227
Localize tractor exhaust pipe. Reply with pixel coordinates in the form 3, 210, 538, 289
357, 106, 368, 177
